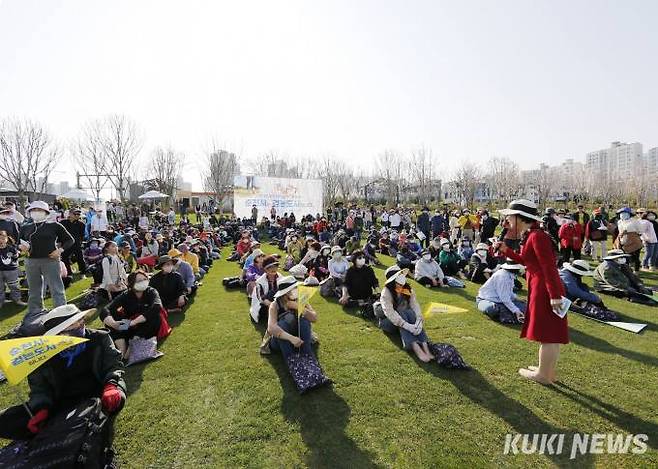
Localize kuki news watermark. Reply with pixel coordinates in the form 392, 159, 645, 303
503, 433, 648, 459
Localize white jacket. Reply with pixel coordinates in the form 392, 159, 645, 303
414, 259, 444, 282
379, 287, 422, 328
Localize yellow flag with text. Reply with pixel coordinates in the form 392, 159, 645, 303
297, 285, 317, 316
0, 336, 89, 385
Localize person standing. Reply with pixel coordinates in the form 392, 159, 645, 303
496, 199, 566, 385
558, 215, 582, 263
18, 201, 75, 334
585, 208, 609, 261
60, 207, 87, 277
0, 206, 20, 243
251, 204, 258, 224
416, 207, 431, 248
0, 230, 26, 306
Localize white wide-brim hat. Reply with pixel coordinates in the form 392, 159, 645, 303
603, 249, 630, 261
273, 275, 299, 299
26, 200, 51, 213
498, 199, 543, 222
563, 260, 593, 276
43, 304, 95, 336
384, 265, 410, 285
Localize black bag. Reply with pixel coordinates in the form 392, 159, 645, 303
286, 353, 332, 394
427, 342, 470, 370
0, 398, 113, 469
222, 276, 244, 289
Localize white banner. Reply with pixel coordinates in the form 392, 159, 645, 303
233, 175, 323, 219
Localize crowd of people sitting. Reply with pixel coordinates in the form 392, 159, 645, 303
1, 196, 657, 462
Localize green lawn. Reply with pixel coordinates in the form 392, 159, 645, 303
1, 250, 657, 468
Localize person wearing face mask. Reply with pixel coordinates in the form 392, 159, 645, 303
149, 256, 188, 312
416, 207, 431, 248
592, 249, 657, 305
430, 209, 447, 240
414, 249, 447, 288
636, 208, 658, 271
17, 201, 75, 335
457, 238, 474, 261
362, 238, 381, 266
0, 304, 125, 462
476, 260, 527, 324
244, 250, 266, 295
2, 200, 24, 224
300, 241, 322, 270
59, 208, 87, 277
438, 239, 465, 277
286, 233, 303, 265
339, 250, 379, 306
0, 230, 26, 306
309, 245, 331, 281
557, 215, 583, 264
468, 243, 496, 284
100, 241, 128, 300
251, 256, 283, 322
328, 246, 349, 284
479, 210, 499, 242
101, 270, 163, 359
0, 206, 20, 243
458, 209, 478, 241
643, 210, 658, 270
379, 265, 434, 362
262, 277, 330, 393
136, 232, 159, 269
585, 208, 610, 261
613, 207, 643, 271
429, 236, 443, 259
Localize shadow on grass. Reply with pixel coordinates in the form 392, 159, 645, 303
550, 382, 658, 450
267, 354, 381, 469
569, 329, 658, 368
380, 327, 595, 467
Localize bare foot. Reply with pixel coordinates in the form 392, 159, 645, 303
527, 365, 557, 382
518, 368, 553, 385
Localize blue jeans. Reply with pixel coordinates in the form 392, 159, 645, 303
476, 298, 526, 321
396, 309, 428, 350
642, 242, 657, 268
270, 314, 314, 359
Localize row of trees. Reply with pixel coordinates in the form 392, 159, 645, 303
2, 115, 655, 209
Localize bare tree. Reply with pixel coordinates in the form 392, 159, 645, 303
73, 120, 111, 202
0, 117, 59, 203
533, 164, 559, 207
146, 146, 183, 201
408, 145, 436, 205
375, 149, 406, 205
452, 161, 482, 208
203, 143, 239, 208
315, 156, 341, 207
98, 114, 143, 201
487, 156, 520, 204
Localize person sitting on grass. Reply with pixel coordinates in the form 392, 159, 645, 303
467, 242, 497, 284
559, 260, 617, 321
414, 249, 447, 288
438, 238, 465, 277
592, 249, 657, 305
101, 270, 163, 360
236, 230, 253, 259
119, 241, 136, 273
252, 256, 283, 322
244, 249, 266, 296
457, 238, 474, 261
363, 238, 382, 265
178, 243, 204, 280
149, 256, 188, 313
0, 230, 27, 306
378, 231, 392, 256
378, 265, 435, 362
310, 245, 331, 281
100, 241, 128, 301
0, 304, 125, 462
286, 233, 303, 265
476, 260, 527, 324
396, 244, 417, 270
339, 249, 379, 307
169, 248, 197, 294
136, 231, 159, 270
328, 246, 349, 286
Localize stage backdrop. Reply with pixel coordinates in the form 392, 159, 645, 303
233, 175, 323, 219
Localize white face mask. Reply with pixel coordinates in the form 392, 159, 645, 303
432, 241, 440, 248
619, 213, 631, 221
477, 249, 488, 257
648, 215, 656, 221
422, 254, 431, 261
134, 280, 149, 291
442, 245, 450, 251
395, 275, 407, 285
162, 265, 173, 274
332, 253, 341, 260
615, 257, 627, 265
30, 210, 48, 222
355, 258, 366, 267
288, 291, 298, 301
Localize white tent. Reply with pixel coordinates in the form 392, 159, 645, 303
138, 190, 169, 199
62, 189, 95, 201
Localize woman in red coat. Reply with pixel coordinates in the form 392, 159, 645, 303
496, 200, 566, 385
558, 215, 583, 263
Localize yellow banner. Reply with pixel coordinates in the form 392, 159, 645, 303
297, 285, 317, 316
0, 336, 89, 385
423, 302, 468, 319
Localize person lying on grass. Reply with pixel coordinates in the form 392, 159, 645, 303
101, 270, 162, 360
476, 260, 527, 324
379, 265, 435, 362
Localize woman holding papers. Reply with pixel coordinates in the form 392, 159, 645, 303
496, 200, 566, 385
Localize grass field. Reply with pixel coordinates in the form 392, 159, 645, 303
1, 248, 657, 468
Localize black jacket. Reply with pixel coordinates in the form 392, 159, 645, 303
28, 329, 126, 412
149, 271, 186, 306
20, 221, 74, 258
60, 219, 86, 244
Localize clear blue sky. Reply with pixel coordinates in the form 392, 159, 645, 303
1, 0, 656, 189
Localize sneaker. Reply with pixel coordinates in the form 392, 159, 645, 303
13, 300, 28, 306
